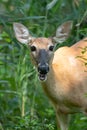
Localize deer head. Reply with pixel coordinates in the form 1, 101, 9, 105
13, 21, 72, 81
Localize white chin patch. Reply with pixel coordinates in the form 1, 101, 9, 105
38, 73, 47, 82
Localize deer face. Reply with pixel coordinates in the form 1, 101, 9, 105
13, 21, 72, 81
29, 37, 54, 81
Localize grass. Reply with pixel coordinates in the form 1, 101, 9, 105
0, 0, 87, 130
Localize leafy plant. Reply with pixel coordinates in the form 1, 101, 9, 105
0, 0, 87, 130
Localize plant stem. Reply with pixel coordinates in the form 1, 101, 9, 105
21, 94, 25, 117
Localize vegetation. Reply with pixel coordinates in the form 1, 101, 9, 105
0, 0, 87, 130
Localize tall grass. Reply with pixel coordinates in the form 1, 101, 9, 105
0, 0, 87, 130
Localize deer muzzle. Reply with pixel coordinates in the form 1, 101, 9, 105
38, 63, 49, 81
37, 49, 49, 81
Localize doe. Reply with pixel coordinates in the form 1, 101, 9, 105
13, 21, 87, 130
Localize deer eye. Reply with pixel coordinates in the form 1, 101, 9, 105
49, 46, 54, 51
30, 46, 36, 52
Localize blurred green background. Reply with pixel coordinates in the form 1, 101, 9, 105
0, 0, 87, 130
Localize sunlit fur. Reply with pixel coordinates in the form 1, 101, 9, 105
13, 22, 87, 130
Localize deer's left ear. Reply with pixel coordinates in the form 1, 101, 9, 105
13, 23, 32, 44
53, 21, 73, 44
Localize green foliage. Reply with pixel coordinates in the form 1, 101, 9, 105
0, 0, 87, 130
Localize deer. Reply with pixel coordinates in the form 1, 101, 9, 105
13, 21, 87, 130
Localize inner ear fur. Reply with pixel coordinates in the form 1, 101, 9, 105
53, 21, 73, 44
13, 23, 33, 44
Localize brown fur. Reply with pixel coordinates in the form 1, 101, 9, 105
13, 22, 87, 130
42, 38, 87, 113
41, 38, 87, 130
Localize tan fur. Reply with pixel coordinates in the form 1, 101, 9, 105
41, 38, 87, 130
13, 22, 87, 130
42, 39, 87, 111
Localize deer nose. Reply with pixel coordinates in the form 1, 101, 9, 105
38, 64, 49, 74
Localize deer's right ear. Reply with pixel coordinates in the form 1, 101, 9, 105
13, 23, 32, 44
